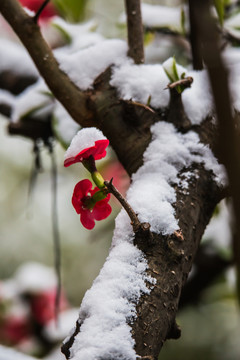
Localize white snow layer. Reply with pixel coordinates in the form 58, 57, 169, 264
53, 102, 80, 147
0, 89, 15, 107
141, 4, 183, 32
119, 4, 183, 33
0, 38, 38, 77
52, 18, 104, 53
68, 211, 154, 360
11, 79, 53, 122
44, 308, 79, 341
127, 122, 226, 234
56, 39, 128, 90
111, 61, 214, 125
0, 345, 37, 360
64, 127, 107, 161
14, 262, 57, 294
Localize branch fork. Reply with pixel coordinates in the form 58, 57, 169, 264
104, 179, 151, 234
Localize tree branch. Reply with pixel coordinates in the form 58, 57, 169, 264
0, 0, 93, 127
190, 0, 240, 301
188, 0, 203, 70
125, 0, 144, 64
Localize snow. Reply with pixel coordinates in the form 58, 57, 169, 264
111, 62, 170, 108
126, 122, 226, 235
141, 4, 183, 32
182, 70, 213, 124
11, 80, 53, 122
0, 38, 38, 77
111, 58, 214, 124
68, 211, 154, 360
0, 89, 15, 107
0, 345, 37, 360
44, 308, 79, 341
119, 3, 184, 33
52, 102, 80, 148
162, 57, 186, 81
52, 18, 104, 53
14, 262, 57, 294
56, 39, 128, 90
64, 127, 107, 161
203, 200, 232, 250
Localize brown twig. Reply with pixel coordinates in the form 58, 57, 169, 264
33, 0, 50, 23
104, 179, 141, 232
124, 0, 144, 64
166, 76, 193, 90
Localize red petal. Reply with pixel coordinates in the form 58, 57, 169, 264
93, 202, 112, 221
80, 210, 95, 230
64, 157, 76, 167
72, 180, 92, 213
64, 139, 109, 167
94, 140, 109, 160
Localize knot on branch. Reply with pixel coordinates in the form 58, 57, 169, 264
166, 77, 193, 132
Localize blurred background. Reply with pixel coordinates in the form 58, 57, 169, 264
1, 0, 240, 359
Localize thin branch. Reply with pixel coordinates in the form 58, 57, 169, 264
48, 139, 62, 325
33, 0, 50, 23
192, 0, 240, 299
124, 0, 144, 64
0, 0, 93, 127
188, 0, 203, 70
166, 76, 193, 90
104, 179, 141, 232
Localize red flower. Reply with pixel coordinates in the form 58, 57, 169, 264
0, 317, 30, 344
30, 288, 68, 325
72, 179, 112, 230
19, 0, 56, 20
64, 139, 109, 167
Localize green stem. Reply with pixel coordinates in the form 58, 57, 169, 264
91, 171, 105, 189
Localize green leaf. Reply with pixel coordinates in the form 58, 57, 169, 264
214, 0, 225, 26
172, 57, 180, 81
180, 7, 185, 36
52, 0, 89, 23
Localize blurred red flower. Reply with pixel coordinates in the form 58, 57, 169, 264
19, 0, 56, 20
0, 316, 30, 344
30, 288, 68, 325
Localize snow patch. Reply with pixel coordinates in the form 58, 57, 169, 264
0, 89, 15, 107
0, 38, 38, 77
127, 122, 226, 234
111, 59, 214, 125
53, 102, 80, 148
64, 127, 107, 161
56, 39, 128, 90
11, 80, 53, 122
14, 262, 57, 294
69, 210, 154, 360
